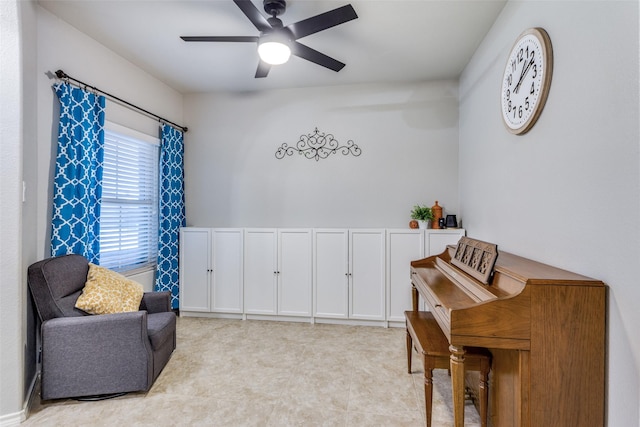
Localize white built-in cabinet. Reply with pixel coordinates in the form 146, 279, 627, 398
311, 230, 348, 319
426, 229, 466, 256
277, 230, 313, 316
178, 228, 243, 314
386, 229, 424, 322
349, 230, 386, 320
243, 229, 312, 317
179, 227, 464, 324
313, 229, 386, 321
179, 228, 210, 312
385, 228, 466, 322
211, 229, 244, 313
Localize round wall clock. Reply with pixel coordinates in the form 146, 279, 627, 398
500, 27, 553, 135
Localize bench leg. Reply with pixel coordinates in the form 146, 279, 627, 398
423, 359, 434, 427
405, 328, 413, 374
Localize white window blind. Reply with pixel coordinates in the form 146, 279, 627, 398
100, 123, 160, 272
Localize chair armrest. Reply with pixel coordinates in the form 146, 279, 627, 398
42, 312, 151, 352
140, 291, 171, 313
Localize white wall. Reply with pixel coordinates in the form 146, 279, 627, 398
0, 1, 26, 423
35, 7, 185, 289
459, 1, 640, 425
0, 6, 185, 423
20, 0, 39, 417
6, 2, 638, 425
184, 81, 460, 228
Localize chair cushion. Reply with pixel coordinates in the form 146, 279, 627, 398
146, 312, 176, 350
75, 264, 144, 315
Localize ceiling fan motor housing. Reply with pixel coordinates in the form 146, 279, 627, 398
181, 0, 358, 78
263, 0, 286, 17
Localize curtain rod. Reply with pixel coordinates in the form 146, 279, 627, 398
54, 69, 188, 133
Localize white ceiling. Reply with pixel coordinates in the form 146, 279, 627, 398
38, 0, 507, 94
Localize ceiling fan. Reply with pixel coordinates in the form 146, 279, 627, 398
180, 0, 358, 78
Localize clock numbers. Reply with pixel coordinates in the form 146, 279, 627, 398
501, 28, 552, 134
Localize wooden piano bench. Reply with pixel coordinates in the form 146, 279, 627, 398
405, 310, 491, 427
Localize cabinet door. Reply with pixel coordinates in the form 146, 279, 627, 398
426, 229, 465, 256
313, 229, 349, 318
244, 229, 277, 315
386, 229, 424, 322
211, 228, 243, 313
349, 230, 386, 320
278, 229, 312, 316
179, 228, 211, 312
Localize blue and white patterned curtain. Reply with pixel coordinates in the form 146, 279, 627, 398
50, 82, 106, 263
155, 124, 185, 309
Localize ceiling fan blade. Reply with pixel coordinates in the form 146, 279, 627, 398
291, 41, 345, 72
286, 4, 357, 40
255, 60, 271, 78
233, 0, 272, 32
181, 36, 259, 43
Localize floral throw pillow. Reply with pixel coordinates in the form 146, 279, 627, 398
75, 263, 144, 315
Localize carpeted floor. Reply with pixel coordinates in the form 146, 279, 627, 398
23, 317, 481, 426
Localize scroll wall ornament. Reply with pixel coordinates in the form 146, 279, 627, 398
275, 127, 361, 161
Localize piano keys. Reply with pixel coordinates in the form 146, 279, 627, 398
410, 238, 606, 427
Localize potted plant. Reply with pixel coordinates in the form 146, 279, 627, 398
410, 204, 434, 229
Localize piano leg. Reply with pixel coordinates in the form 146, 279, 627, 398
411, 284, 419, 312
449, 345, 466, 427
479, 355, 490, 427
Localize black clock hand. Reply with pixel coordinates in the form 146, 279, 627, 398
514, 58, 534, 94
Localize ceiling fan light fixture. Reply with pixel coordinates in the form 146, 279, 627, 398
258, 38, 291, 65
180, 1, 358, 78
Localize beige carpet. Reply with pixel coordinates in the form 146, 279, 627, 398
23, 317, 481, 426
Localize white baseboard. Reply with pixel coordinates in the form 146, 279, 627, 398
313, 317, 387, 327
0, 373, 40, 427
180, 311, 403, 328
179, 311, 243, 320
0, 410, 25, 427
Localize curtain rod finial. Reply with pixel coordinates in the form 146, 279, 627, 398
55, 70, 67, 79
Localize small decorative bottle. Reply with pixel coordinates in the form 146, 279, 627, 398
431, 201, 443, 229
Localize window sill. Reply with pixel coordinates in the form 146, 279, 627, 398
120, 265, 156, 277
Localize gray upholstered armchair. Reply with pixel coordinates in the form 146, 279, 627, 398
27, 254, 176, 400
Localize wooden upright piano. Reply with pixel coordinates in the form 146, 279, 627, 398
410, 237, 606, 427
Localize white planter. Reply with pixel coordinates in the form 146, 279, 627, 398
418, 220, 430, 229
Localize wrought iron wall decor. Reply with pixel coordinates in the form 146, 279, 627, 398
275, 128, 361, 161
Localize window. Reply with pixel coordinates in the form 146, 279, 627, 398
100, 123, 160, 273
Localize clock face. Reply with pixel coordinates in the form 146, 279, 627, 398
501, 28, 553, 134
